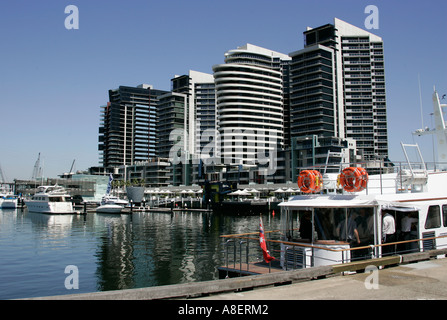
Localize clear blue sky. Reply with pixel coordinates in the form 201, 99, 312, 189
0, 0, 446, 180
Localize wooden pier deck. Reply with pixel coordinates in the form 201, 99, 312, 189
218, 261, 283, 278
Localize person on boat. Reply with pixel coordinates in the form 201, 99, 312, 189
382, 211, 396, 256
400, 212, 418, 253
355, 208, 375, 259
299, 211, 313, 241
337, 212, 361, 259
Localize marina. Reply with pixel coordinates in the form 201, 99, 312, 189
1, 0, 447, 305
0, 206, 280, 300
24, 248, 447, 300
2, 90, 447, 300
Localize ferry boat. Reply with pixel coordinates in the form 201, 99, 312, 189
25, 185, 75, 214
220, 88, 447, 275
277, 88, 447, 270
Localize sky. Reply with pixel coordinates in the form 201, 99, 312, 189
0, 0, 446, 180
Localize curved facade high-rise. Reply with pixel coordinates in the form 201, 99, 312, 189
213, 44, 290, 165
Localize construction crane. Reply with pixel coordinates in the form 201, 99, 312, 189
0, 163, 6, 184
69, 159, 76, 174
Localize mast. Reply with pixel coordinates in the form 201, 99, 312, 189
413, 88, 447, 170
0, 163, 5, 184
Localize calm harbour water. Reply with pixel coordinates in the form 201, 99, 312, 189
0, 208, 280, 299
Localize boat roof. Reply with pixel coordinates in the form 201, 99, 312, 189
280, 169, 447, 211
279, 194, 377, 208
279, 190, 447, 211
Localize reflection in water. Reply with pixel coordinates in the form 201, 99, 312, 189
94, 212, 227, 291
95, 214, 135, 291
0, 209, 281, 299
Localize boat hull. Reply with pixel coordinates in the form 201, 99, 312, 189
25, 200, 75, 214
1, 199, 18, 209
96, 204, 123, 214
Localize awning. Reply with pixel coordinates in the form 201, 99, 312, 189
279, 194, 421, 211
279, 194, 378, 209
379, 202, 419, 212
228, 190, 251, 196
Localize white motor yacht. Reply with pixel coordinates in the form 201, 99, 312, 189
100, 194, 129, 206
25, 186, 75, 214
1, 194, 18, 209
96, 203, 124, 214
96, 174, 128, 214
96, 195, 129, 213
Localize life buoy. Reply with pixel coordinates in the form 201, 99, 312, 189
339, 167, 368, 192
298, 170, 323, 193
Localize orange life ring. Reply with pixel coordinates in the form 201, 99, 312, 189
339, 167, 368, 192
298, 170, 323, 193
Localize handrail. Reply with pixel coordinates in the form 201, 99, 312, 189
221, 229, 447, 276
221, 232, 447, 254
221, 229, 280, 238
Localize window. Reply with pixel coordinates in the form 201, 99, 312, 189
425, 205, 441, 229
442, 205, 447, 227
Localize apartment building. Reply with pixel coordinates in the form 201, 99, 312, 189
97, 19, 389, 187
213, 44, 291, 166
171, 70, 216, 157
288, 18, 389, 168
98, 84, 168, 168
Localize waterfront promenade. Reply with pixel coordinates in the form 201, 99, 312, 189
197, 258, 447, 300
26, 249, 447, 300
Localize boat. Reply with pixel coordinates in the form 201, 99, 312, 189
24, 185, 76, 214
100, 194, 129, 206
1, 194, 18, 209
0, 182, 18, 209
276, 88, 447, 269
221, 88, 447, 273
96, 203, 124, 214
96, 174, 128, 214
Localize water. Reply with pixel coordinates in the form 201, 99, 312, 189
0, 208, 280, 299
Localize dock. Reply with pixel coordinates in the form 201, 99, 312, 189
199, 256, 447, 301
76, 203, 213, 214
218, 261, 283, 278
23, 247, 447, 300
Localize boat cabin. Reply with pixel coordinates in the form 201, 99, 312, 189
31, 194, 70, 202
278, 185, 447, 269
